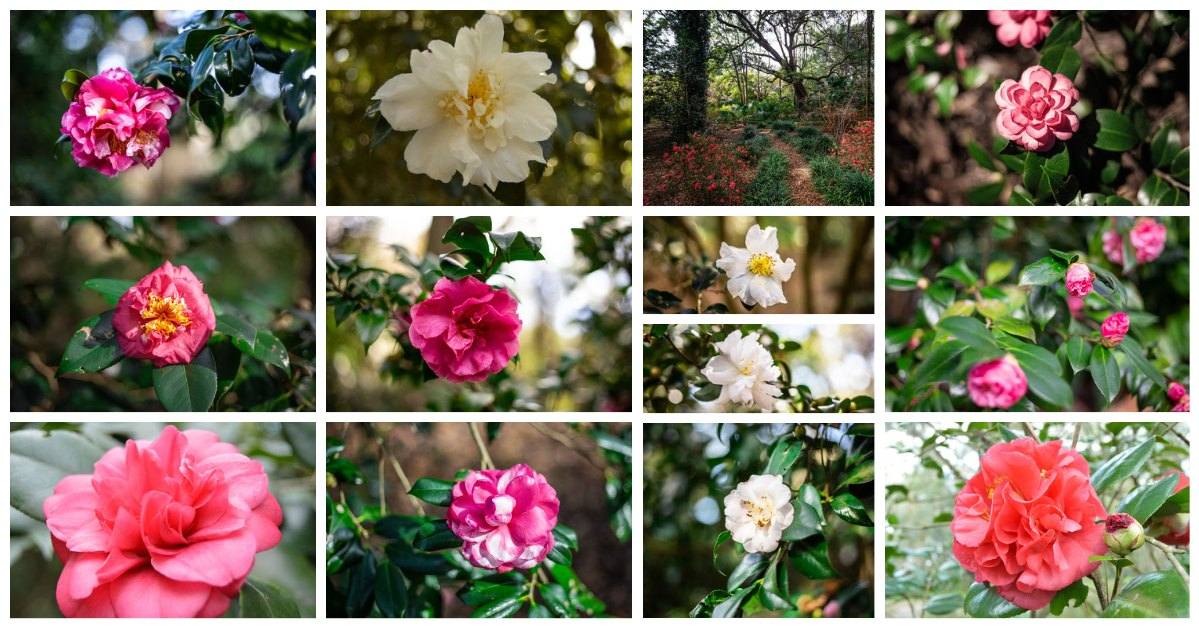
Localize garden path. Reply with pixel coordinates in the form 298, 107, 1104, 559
762, 130, 825, 205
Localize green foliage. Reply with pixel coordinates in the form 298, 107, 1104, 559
809, 156, 873, 205
789, 131, 834, 158
743, 151, 792, 205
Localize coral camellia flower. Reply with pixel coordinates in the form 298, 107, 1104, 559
1129, 217, 1167, 264
447, 464, 559, 572
995, 65, 1079, 152
700, 330, 782, 411
43, 426, 283, 617
1100, 312, 1129, 347
715, 224, 796, 309
409, 276, 522, 383
1155, 470, 1190, 546
372, 13, 556, 190
951, 438, 1106, 610
1064, 262, 1093, 298
723, 474, 794, 554
967, 355, 1028, 409
113, 261, 216, 368
60, 67, 180, 177
988, 11, 1054, 48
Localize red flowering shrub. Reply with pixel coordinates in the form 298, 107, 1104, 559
835, 119, 874, 175
648, 133, 748, 205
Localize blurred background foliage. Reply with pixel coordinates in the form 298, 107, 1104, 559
326, 10, 633, 205
326, 216, 631, 412
644, 216, 874, 314
326, 422, 632, 617
644, 423, 874, 618
10, 217, 316, 411
10, 10, 315, 205
885, 421, 1190, 618
10, 421, 317, 617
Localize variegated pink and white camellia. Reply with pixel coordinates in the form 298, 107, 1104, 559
60, 68, 180, 177
447, 464, 559, 572
995, 65, 1080, 152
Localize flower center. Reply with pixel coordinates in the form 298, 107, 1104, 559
140, 293, 191, 339
747, 253, 774, 277
738, 360, 757, 376
441, 70, 500, 134
742, 497, 774, 528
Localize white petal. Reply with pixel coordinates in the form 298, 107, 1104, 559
494, 51, 555, 92
715, 244, 749, 274
468, 138, 543, 190
702, 356, 740, 385
774, 257, 796, 282
726, 273, 751, 303
502, 91, 557, 142
374, 73, 443, 131
410, 44, 464, 92
458, 14, 505, 66
404, 121, 473, 183
745, 225, 778, 254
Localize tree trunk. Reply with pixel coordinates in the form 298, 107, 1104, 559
673, 11, 710, 141
790, 79, 807, 113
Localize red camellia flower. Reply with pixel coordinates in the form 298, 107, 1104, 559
952, 438, 1107, 610
113, 261, 217, 367
409, 276, 522, 383
44, 426, 283, 617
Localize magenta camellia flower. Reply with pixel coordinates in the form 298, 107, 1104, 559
1100, 312, 1130, 347
988, 10, 1054, 48
995, 65, 1080, 152
1102, 228, 1124, 265
447, 464, 559, 573
408, 276, 522, 383
113, 261, 216, 368
1168, 381, 1190, 412
1064, 262, 1093, 298
60, 67, 180, 177
43, 426, 283, 617
1129, 218, 1167, 263
967, 355, 1028, 409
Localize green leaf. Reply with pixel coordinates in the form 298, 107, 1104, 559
1150, 123, 1182, 168
645, 289, 682, 310
59, 310, 123, 374
491, 231, 545, 263
1048, 579, 1088, 616
1089, 344, 1121, 406
781, 484, 824, 542
413, 520, 461, 551
993, 316, 1035, 342
471, 593, 524, 618
1065, 336, 1090, 373
1041, 14, 1082, 48
885, 266, 921, 291
152, 348, 218, 411
216, 313, 289, 371
374, 560, 407, 617
189, 44, 216, 95
215, 36, 254, 96
60, 68, 89, 101
693, 382, 721, 402
908, 340, 968, 390
792, 541, 836, 579
1091, 439, 1154, 495
1170, 147, 1188, 183
934, 75, 959, 117
553, 523, 579, 551
764, 437, 803, 475
1017, 256, 1067, 286
711, 586, 756, 618
234, 578, 303, 617
967, 180, 1005, 205
1003, 339, 1073, 409
830, 493, 872, 526
1039, 44, 1082, 80
1117, 474, 1179, 523
842, 460, 874, 486
1137, 175, 1188, 205
245, 10, 315, 52
539, 582, 574, 617
1094, 109, 1139, 152
938, 316, 997, 351
10, 429, 109, 520
354, 309, 389, 349
1022, 147, 1071, 201
81, 278, 135, 305
968, 141, 998, 172
964, 582, 1027, 617
1117, 336, 1167, 389
459, 580, 521, 608
925, 592, 963, 616
1102, 570, 1189, 617
984, 259, 1015, 284
408, 477, 454, 506
935, 259, 977, 287
727, 552, 769, 590
442, 217, 493, 256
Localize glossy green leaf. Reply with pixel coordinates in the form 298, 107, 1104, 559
1117, 474, 1179, 523
10, 429, 108, 520
245, 10, 315, 52
830, 493, 872, 526
374, 560, 407, 617
82, 278, 134, 305
234, 578, 303, 617
1137, 175, 1188, 205
1017, 256, 1066, 286
1094, 109, 1139, 152
1117, 336, 1167, 388
908, 340, 968, 390
1041, 14, 1082, 48
727, 552, 769, 590
1091, 438, 1154, 494
792, 541, 836, 579
1102, 570, 1188, 617
964, 582, 1026, 617
60, 68, 89, 101
938, 316, 997, 351
1003, 339, 1073, 409
59, 310, 123, 374
408, 477, 454, 506
1039, 44, 1081, 80
711, 585, 756, 618
764, 436, 803, 475
781, 484, 824, 542
934, 76, 958, 117
1048, 579, 1088, 616
1089, 344, 1121, 406
152, 348, 218, 411
1065, 336, 1090, 373
925, 592, 963, 615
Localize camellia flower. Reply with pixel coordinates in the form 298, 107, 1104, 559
1102, 228, 1124, 265
1100, 312, 1129, 347
1064, 262, 1093, 298
723, 474, 794, 554
1129, 217, 1167, 263
1167, 381, 1189, 412
995, 65, 1079, 152
951, 438, 1106, 610
113, 261, 216, 368
1155, 470, 1189, 546
408, 276, 522, 383
60, 67, 180, 177
44, 426, 283, 617
700, 330, 782, 411
967, 355, 1028, 409
988, 11, 1054, 48
447, 464, 559, 572
715, 224, 796, 309
372, 14, 556, 190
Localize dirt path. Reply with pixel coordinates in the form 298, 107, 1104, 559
763, 130, 825, 205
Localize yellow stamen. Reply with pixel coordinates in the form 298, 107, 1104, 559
747, 253, 775, 277
440, 70, 499, 134
140, 294, 190, 338
742, 497, 774, 528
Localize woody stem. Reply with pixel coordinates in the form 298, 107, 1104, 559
1146, 537, 1190, 585
469, 422, 496, 470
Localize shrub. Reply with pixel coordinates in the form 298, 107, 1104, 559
791, 131, 835, 158
794, 126, 823, 138
652, 133, 746, 204
743, 150, 792, 206
742, 134, 773, 160
741, 124, 758, 140
809, 156, 873, 205
770, 120, 796, 133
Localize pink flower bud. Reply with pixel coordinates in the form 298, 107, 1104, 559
988, 10, 1054, 48
1168, 381, 1188, 402
1100, 312, 1129, 347
995, 65, 1079, 152
967, 355, 1028, 409
1129, 218, 1167, 264
1102, 229, 1124, 265
447, 464, 559, 572
1065, 263, 1094, 298
112, 261, 216, 367
1104, 513, 1145, 555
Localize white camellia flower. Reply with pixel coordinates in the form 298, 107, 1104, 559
372, 14, 557, 191
715, 225, 796, 308
723, 474, 795, 553
700, 330, 782, 411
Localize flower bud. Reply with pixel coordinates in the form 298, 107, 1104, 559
1065, 262, 1094, 298
1100, 312, 1130, 347
1104, 513, 1146, 555
1167, 381, 1188, 402
916, 277, 930, 290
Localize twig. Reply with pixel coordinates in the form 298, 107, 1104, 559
1070, 423, 1082, 450
1022, 423, 1038, 440
528, 423, 605, 471
663, 331, 702, 368
377, 450, 387, 516
386, 452, 426, 516
469, 422, 496, 470
1165, 423, 1190, 446
1147, 537, 1190, 584
1089, 572, 1109, 610
1154, 169, 1190, 192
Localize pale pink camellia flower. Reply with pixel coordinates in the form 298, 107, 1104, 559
43, 426, 283, 617
995, 65, 1080, 152
1102, 229, 1124, 265
1064, 262, 1093, 298
1129, 217, 1167, 263
60, 67, 180, 177
113, 261, 216, 368
408, 276, 522, 383
967, 354, 1028, 409
1100, 312, 1130, 347
447, 464, 559, 572
988, 11, 1054, 48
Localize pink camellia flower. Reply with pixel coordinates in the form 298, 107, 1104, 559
1102, 229, 1124, 265
1067, 294, 1085, 318
60, 67, 180, 177
967, 354, 1028, 409
1168, 381, 1190, 412
408, 276, 522, 383
447, 464, 559, 572
1129, 217, 1167, 263
988, 10, 1054, 48
952, 438, 1106, 610
1100, 312, 1130, 347
113, 261, 216, 368
43, 426, 283, 617
1065, 262, 1093, 298
995, 65, 1080, 152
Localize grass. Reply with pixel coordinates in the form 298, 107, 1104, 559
790, 131, 835, 158
809, 156, 873, 205
744, 150, 793, 206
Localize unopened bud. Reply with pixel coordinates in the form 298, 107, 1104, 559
916, 277, 930, 290
1104, 513, 1145, 555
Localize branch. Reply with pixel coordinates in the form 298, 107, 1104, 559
1147, 537, 1190, 585
469, 422, 496, 470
